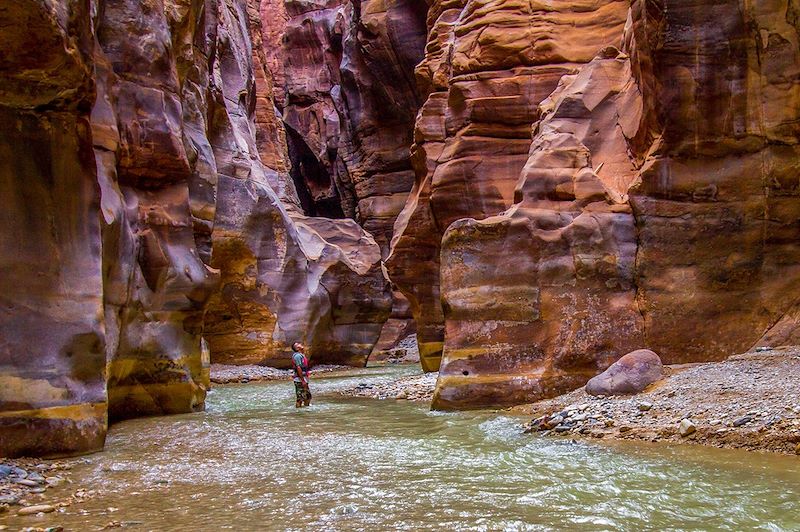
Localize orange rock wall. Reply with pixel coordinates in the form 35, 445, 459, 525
396, 0, 800, 409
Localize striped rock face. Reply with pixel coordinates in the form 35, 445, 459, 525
387, 0, 632, 374
420, 0, 800, 409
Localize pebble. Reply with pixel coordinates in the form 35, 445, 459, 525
732, 416, 753, 427
17, 504, 56, 516
14, 479, 39, 487
637, 402, 653, 412
679, 419, 697, 437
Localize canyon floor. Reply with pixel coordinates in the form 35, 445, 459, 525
337, 346, 800, 456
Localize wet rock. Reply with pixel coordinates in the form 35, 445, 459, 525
795, 443, 800, 455
17, 504, 56, 515
733, 416, 753, 427
586, 350, 664, 396
637, 402, 654, 412
679, 419, 697, 437
0, 495, 19, 505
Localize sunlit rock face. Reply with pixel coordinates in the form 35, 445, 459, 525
428, 0, 800, 409
0, 0, 107, 457
387, 0, 632, 373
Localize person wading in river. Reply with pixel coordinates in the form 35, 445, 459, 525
291, 342, 312, 408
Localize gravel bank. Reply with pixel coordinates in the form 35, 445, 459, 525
210, 364, 349, 384
0, 457, 97, 524
338, 371, 438, 402
517, 346, 800, 455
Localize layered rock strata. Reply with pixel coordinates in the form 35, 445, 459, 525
261, 0, 428, 251
387, 0, 632, 373
261, 0, 429, 355
421, 0, 800, 409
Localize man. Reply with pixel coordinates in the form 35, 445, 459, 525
291, 342, 312, 407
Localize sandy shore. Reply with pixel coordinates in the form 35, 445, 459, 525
210, 364, 349, 384
516, 346, 800, 455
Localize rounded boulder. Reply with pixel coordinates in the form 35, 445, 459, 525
585, 349, 663, 396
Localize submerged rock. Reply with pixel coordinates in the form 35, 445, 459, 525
586, 350, 664, 397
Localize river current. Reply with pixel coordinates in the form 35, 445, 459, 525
4, 366, 800, 531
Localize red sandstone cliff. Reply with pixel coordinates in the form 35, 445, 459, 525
0, 0, 390, 457
385, 0, 800, 409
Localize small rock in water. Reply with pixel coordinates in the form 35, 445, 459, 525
26, 472, 45, 483
17, 504, 56, 516
732, 416, 753, 427
679, 419, 697, 437
637, 402, 653, 412
14, 479, 39, 487
554, 425, 572, 433
0, 495, 19, 505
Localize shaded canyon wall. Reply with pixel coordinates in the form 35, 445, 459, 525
0, 0, 390, 457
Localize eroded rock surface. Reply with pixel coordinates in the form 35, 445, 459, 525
422, 0, 800, 409
388, 0, 632, 375
0, 0, 106, 456
0, 0, 391, 457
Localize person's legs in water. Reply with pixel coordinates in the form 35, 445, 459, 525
303, 387, 312, 407
294, 381, 304, 408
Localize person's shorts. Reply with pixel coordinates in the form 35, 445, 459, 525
294, 381, 311, 402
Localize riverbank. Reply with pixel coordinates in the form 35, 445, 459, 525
210, 364, 349, 384
0, 457, 99, 523
517, 346, 800, 455
336, 371, 437, 402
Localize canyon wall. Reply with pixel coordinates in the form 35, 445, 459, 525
0, 0, 390, 457
260, 0, 428, 355
386, 0, 800, 409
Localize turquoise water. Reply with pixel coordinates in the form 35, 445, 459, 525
3, 366, 800, 531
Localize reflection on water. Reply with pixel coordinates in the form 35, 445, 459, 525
3, 365, 800, 531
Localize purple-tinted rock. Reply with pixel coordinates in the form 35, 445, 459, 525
585, 350, 664, 397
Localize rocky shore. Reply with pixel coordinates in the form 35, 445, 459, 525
210, 364, 349, 384
0, 457, 99, 528
517, 347, 800, 455
337, 371, 438, 402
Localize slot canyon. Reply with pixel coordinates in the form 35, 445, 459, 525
1, 0, 800, 528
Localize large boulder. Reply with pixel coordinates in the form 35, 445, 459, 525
585, 350, 664, 397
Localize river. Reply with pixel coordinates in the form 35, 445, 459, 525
4, 366, 800, 531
